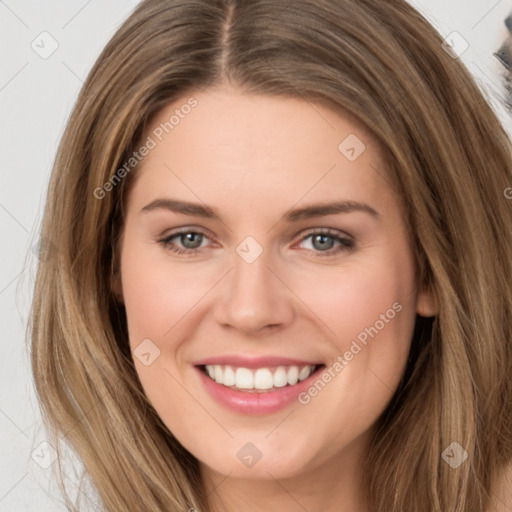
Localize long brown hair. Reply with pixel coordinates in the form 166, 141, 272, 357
30, 0, 512, 510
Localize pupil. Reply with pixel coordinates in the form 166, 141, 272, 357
182, 232, 202, 249
313, 234, 334, 251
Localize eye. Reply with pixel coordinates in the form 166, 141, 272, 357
297, 228, 355, 256
157, 227, 355, 257
158, 228, 212, 255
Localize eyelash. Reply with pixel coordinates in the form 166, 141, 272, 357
157, 227, 355, 257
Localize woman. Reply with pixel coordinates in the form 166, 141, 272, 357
30, 0, 512, 510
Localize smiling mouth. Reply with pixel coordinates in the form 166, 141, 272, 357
199, 364, 325, 393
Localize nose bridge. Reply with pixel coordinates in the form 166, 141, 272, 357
231, 249, 273, 298
213, 243, 294, 333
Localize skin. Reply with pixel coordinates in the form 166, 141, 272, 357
114, 84, 437, 512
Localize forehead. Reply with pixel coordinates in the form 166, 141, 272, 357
127, 86, 395, 220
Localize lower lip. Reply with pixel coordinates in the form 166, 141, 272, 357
195, 365, 324, 415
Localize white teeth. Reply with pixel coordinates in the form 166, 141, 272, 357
235, 368, 253, 389
254, 368, 273, 389
287, 366, 299, 385
223, 365, 235, 386
273, 366, 288, 387
204, 364, 317, 391
214, 365, 223, 384
299, 366, 311, 381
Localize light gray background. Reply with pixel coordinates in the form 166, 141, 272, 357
1, 1, 511, 510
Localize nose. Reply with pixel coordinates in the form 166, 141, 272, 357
213, 252, 295, 336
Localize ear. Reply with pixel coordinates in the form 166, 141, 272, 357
416, 286, 437, 317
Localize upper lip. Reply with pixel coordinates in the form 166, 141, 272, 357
193, 355, 323, 369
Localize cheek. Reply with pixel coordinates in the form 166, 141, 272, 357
119, 242, 211, 417
281, 254, 418, 452
293, 249, 418, 410
120, 240, 211, 345
291, 253, 417, 351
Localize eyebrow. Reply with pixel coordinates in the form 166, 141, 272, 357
140, 198, 379, 221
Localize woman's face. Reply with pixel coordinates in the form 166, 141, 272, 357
115, 85, 435, 483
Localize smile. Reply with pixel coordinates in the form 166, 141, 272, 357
202, 364, 319, 392
194, 359, 326, 415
